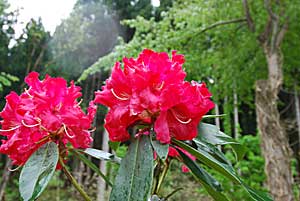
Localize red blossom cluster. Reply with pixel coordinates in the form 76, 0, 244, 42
0, 72, 96, 165
94, 49, 214, 144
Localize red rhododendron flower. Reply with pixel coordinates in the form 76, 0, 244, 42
0, 72, 96, 165
94, 49, 214, 143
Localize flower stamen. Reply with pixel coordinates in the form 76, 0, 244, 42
77, 99, 83, 106
24, 87, 33, 98
56, 102, 62, 111
35, 135, 50, 144
157, 81, 165, 90
111, 88, 129, 101
63, 124, 75, 138
0, 125, 20, 132
171, 110, 192, 124
8, 165, 22, 172
86, 127, 96, 133
21, 120, 40, 128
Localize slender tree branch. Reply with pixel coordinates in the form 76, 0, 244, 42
275, 21, 288, 48
199, 18, 247, 33
264, 0, 279, 21
258, 16, 272, 46
242, 0, 255, 32
32, 44, 47, 71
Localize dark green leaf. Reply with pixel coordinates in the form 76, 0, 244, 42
173, 139, 273, 201
177, 148, 229, 201
151, 139, 169, 161
173, 139, 240, 183
19, 142, 59, 201
110, 136, 154, 201
83, 148, 121, 163
193, 138, 231, 166
198, 123, 247, 160
243, 184, 273, 201
71, 149, 113, 187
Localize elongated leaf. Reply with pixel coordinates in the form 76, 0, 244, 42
72, 149, 113, 187
173, 139, 273, 201
83, 148, 121, 163
193, 138, 231, 166
151, 139, 169, 161
203, 114, 226, 119
177, 148, 228, 199
242, 183, 273, 201
19, 142, 59, 201
173, 139, 240, 183
198, 123, 247, 160
110, 136, 154, 201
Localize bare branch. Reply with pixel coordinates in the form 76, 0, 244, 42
258, 16, 272, 45
275, 21, 288, 47
242, 0, 255, 32
32, 44, 47, 71
264, 0, 279, 21
199, 18, 247, 33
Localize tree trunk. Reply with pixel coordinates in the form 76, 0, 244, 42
233, 90, 239, 139
215, 103, 220, 129
215, 103, 221, 150
242, 0, 293, 199
295, 85, 300, 146
255, 52, 293, 201
84, 74, 97, 186
97, 130, 110, 201
0, 158, 12, 200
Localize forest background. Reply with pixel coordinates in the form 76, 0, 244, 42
0, 0, 299, 200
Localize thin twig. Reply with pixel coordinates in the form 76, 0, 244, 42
199, 18, 247, 33
242, 0, 255, 32
59, 157, 92, 201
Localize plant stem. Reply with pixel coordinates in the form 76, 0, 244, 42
155, 160, 169, 194
164, 187, 183, 200
59, 157, 92, 201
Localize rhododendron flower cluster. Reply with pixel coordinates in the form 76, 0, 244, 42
0, 72, 96, 165
94, 49, 214, 143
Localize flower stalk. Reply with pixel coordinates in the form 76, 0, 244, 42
59, 156, 92, 201
156, 160, 169, 194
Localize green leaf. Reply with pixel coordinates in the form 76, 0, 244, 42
150, 139, 169, 161
176, 148, 229, 201
193, 138, 231, 166
203, 114, 227, 119
109, 141, 120, 151
0, 75, 11, 86
83, 148, 121, 163
19, 142, 59, 201
198, 123, 247, 160
173, 139, 273, 201
242, 184, 273, 201
173, 139, 240, 183
110, 136, 154, 201
71, 149, 113, 187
